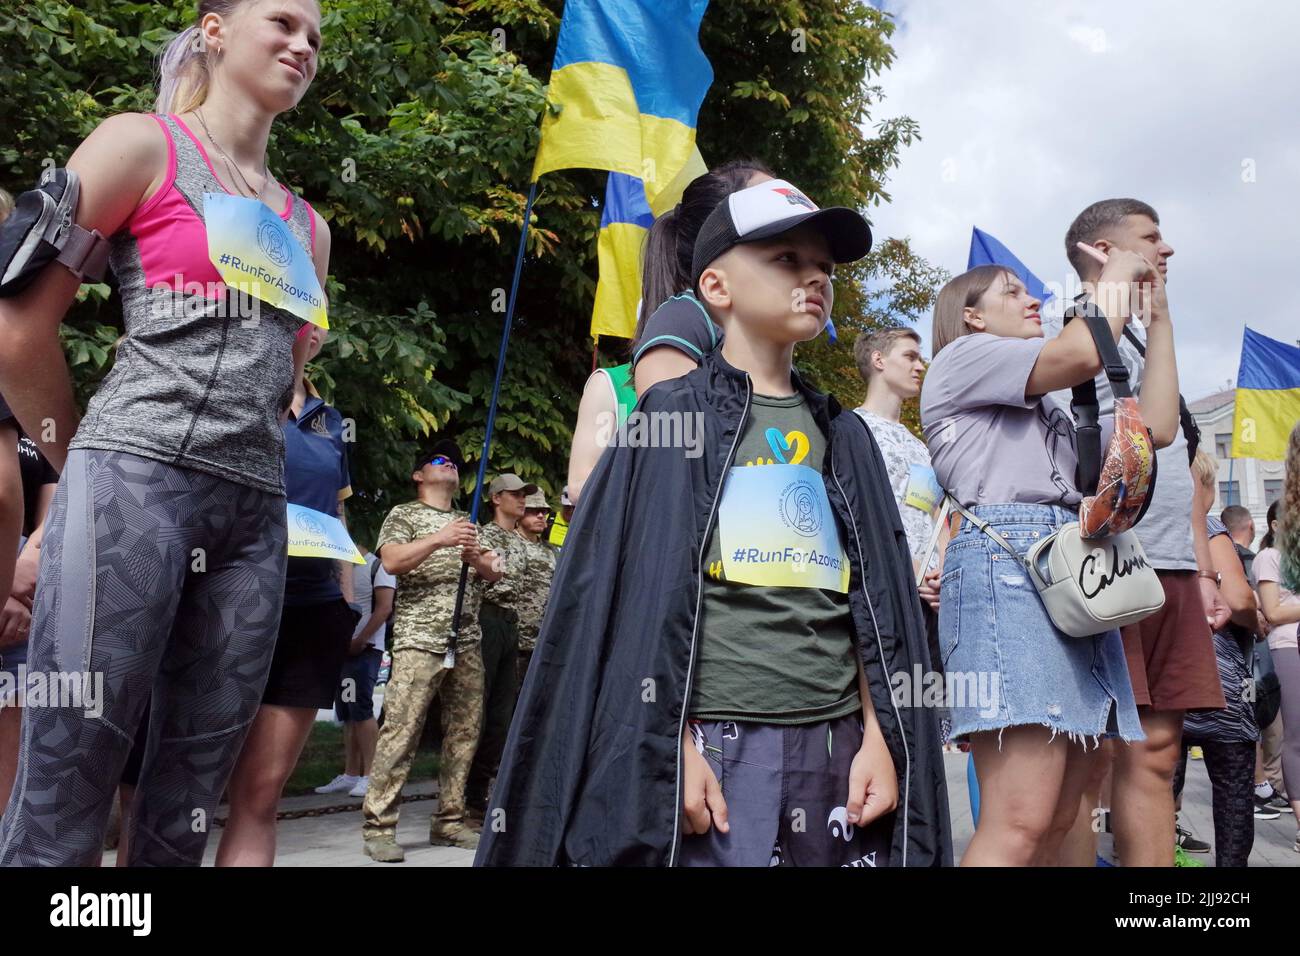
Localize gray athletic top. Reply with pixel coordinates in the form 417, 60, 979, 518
68, 113, 316, 495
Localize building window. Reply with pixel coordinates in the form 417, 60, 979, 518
1265, 479, 1283, 505
1219, 481, 1241, 506
1215, 433, 1232, 459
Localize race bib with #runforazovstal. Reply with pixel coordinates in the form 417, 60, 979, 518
286, 503, 364, 564
204, 192, 328, 328
717, 462, 851, 592
903, 462, 942, 513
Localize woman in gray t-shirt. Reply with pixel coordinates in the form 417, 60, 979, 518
919, 257, 1178, 866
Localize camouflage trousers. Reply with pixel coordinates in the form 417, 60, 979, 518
362, 642, 484, 838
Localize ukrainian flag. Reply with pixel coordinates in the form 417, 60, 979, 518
533, 0, 713, 209
592, 173, 654, 340
1232, 327, 1300, 460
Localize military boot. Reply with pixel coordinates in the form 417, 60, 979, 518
363, 835, 406, 863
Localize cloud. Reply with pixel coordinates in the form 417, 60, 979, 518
871, 0, 1300, 400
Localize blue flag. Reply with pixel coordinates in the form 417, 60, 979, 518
967, 227, 1052, 303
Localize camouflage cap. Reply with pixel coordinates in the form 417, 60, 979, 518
524, 490, 551, 510
488, 473, 538, 497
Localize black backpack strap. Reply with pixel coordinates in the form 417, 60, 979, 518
1121, 326, 1200, 463
1122, 325, 1145, 356
1064, 300, 1133, 495
1178, 398, 1201, 463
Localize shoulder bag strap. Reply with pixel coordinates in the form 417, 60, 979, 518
1064, 299, 1134, 495
1122, 326, 1200, 463
944, 494, 1035, 573
916, 498, 951, 587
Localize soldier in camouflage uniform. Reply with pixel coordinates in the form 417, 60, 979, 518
361, 441, 504, 862
514, 489, 559, 684
464, 473, 534, 823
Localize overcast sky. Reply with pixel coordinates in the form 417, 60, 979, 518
869, 0, 1300, 401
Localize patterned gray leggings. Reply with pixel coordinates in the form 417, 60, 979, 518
0, 449, 286, 866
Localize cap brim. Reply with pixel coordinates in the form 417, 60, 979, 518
521, 483, 539, 496
740, 206, 873, 263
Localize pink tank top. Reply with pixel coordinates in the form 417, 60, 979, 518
69, 114, 319, 495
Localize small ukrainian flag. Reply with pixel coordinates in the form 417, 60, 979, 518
1232, 327, 1300, 461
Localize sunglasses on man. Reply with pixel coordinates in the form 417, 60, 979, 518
428, 455, 458, 469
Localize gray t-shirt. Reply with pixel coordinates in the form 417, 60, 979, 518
351, 551, 397, 651
920, 333, 1080, 509
1052, 320, 1195, 570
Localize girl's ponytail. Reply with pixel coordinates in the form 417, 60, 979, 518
155, 2, 243, 115
1262, 500, 1279, 551
632, 158, 774, 346
155, 26, 208, 115
635, 207, 683, 343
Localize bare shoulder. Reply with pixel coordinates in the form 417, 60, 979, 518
69, 112, 167, 167
65, 112, 169, 235
307, 203, 330, 239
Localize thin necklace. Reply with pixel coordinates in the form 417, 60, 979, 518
194, 108, 272, 202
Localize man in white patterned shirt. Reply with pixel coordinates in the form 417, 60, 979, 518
852, 328, 942, 610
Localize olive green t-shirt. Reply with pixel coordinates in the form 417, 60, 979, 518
689, 393, 860, 724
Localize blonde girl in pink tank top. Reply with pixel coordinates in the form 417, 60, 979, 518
0, 0, 331, 867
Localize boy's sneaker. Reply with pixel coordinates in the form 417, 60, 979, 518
348, 776, 370, 798
1174, 845, 1207, 867
363, 836, 405, 863
430, 822, 480, 850
315, 774, 359, 795
1254, 795, 1282, 819
1175, 823, 1211, 854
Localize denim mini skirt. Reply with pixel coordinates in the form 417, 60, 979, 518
938, 503, 1144, 745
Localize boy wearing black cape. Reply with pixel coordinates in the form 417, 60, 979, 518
476, 180, 951, 866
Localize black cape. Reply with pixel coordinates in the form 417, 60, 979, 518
475, 352, 952, 866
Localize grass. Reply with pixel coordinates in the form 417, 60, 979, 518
284, 720, 441, 797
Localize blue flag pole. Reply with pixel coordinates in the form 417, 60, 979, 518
443, 181, 539, 668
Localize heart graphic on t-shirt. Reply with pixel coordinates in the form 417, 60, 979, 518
764, 428, 809, 465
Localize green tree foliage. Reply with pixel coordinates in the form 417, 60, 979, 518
1, 0, 944, 543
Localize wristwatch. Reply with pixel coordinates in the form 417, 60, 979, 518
1197, 570, 1221, 586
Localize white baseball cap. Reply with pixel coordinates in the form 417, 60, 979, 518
690, 179, 872, 287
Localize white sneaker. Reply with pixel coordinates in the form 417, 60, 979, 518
315, 774, 359, 795
349, 777, 370, 798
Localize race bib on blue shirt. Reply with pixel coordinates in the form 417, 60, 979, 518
286, 503, 364, 563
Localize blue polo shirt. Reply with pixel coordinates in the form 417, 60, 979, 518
283, 389, 352, 606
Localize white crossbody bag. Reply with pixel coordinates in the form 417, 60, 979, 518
946, 496, 1164, 638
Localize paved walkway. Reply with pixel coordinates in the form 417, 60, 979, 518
103, 752, 1297, 866
945, 749, 1297, 866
